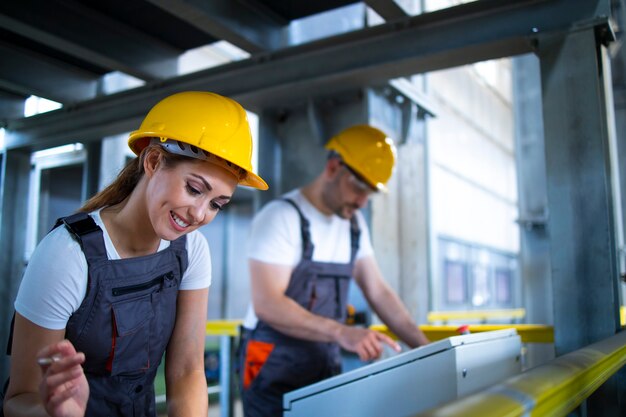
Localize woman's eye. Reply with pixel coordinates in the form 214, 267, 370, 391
211, 201, 224, 211
186, 184, 201, 196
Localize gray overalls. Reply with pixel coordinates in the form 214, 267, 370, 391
60, 212, 187, 416
239, 199, 360, 417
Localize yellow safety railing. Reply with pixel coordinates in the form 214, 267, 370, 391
415, 330, 626, 417
205, 319, 242, 337
205, 319, 554, 416
206, 320, 554, 344
427, 308, 526, 324
372, 323, 553, 344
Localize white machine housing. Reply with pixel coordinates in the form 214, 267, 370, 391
283, 328, 522, 417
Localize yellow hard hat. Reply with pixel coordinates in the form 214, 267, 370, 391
325, 125, 396, 192
128, 91, 268, 190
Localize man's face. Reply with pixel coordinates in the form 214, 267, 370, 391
324, 163, 376, 219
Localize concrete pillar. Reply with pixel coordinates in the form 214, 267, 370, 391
368, 89, 431, 324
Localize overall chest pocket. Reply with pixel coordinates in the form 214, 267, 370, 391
109, 272, 179, 376
110, 293, 154, 375
309, 274, 350, 320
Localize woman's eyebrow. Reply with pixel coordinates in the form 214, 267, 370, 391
190, 173, 232, 200
191, 173, 212, 191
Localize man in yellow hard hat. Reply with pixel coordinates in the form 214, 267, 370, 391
238, 125, 430, 417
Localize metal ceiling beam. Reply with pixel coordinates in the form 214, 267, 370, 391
0, 90, 25, 120
0, 0, 181, 81
2, 0, 610, 152
0, 41, 98, 104
364, 0, 409, 21
147, 0, 286, 52
0, 14, 161, 83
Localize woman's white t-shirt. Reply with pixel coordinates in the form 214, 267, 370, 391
14, 210, 211, 330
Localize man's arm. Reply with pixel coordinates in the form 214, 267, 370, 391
250, 259, 400, 361
353, 255, 430, 348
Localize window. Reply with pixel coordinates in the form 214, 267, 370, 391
438, 236, 518, 310
495, 267, 513, 304
445, 260, 468, 304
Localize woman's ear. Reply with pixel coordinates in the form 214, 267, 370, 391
143, 148, 161, 178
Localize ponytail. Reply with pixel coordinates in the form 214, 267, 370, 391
78, 145, 191, 213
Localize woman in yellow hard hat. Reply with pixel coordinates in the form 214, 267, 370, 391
4, 91, 267, 417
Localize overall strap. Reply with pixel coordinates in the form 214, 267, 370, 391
168, 234, 189, 278
55, 212, 107, 263
283, 198, 314, 260
349, 216, 361, 263
5, 314, 15, 355
6, 213, 105, 357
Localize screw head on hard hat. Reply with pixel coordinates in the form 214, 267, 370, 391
128, 91, 268, 190
324, 125, 397, 192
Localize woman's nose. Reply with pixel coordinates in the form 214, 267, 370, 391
188, 202, 207, 225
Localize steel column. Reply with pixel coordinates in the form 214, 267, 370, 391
512, 53, 555, 368
218, 335, 235, 417
538, 27, 622, 415
0, 149, 31, 382
82, 140, 101, 202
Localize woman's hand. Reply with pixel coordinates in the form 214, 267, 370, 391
37, 340, 89, 417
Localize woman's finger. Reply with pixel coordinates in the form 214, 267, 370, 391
46, 382, 79, 409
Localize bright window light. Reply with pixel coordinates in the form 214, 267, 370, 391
178, 41, 250, 75
102, 72, 145, 95
32, 143, 84, 160
24, 96, 62, 117
474, 60, 498, 88
247, 111, 259, 172
289, 3, 365, 45
0, 128, 5, 151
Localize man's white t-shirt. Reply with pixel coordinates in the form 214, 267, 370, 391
15, 209, 212, 330
243, 189, 374, 329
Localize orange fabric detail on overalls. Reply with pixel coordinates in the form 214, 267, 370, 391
243, 340, 275, 389
105, 310, 117, 372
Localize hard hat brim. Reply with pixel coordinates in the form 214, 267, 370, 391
240, 172, 269, 190
128, 133, 269, 191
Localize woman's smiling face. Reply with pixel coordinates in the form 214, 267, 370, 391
145, 153, 238, 241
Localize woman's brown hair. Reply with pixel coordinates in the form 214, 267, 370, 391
78, 144, 192, 213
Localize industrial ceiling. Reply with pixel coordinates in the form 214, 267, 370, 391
0, 0, 392, 113
0, 0, 620, 151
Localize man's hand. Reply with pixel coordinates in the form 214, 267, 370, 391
336, 326, 401, 361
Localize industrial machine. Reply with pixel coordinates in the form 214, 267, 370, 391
283, 329, 522, 417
